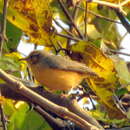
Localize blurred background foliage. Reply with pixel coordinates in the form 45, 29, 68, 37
0, 0, 130, 129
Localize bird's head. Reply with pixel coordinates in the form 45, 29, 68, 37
19, 50, 47, 65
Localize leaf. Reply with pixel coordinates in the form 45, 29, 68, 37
4, 101, 52, 130
6, 21, 22, 51
113, 57, 130, 84
71, 41, 126, 119
91, 108, 128, 127
85, 24, 101, 40
0, 14, 22, 52
0, 52, 26, 78
92, 8, 121, 49
0, 0, 54, 45
21, 110, 52, 130
115, 88, 128, 97
7, 102, 29, 130
3, 99, 16, 117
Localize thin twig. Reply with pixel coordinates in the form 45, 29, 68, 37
88, 94, 96, 110
84, 1, 88, 37
115, 9, 130, 33
119, 32, 128, 45
89, 0, 127, 15
57, 0, 84, 39
0, 1, 8, 129
76, 6, 121, 24
0, 105, 7, 130
34, 44, 37, 49
57, 41, 63, 50
55, 32, 82, 41
34, 106, 68, 128
0, 0, 8, 56
67, 3, 80, 49
121, 0, 130, 6
110, 49, 130, 56
53, 19, 74, 36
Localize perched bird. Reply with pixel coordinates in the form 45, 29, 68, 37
21, 50, 97, 91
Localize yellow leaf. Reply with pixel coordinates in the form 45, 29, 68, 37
71, 41, 126, 119
126, 85, 130, 92
5, 52, 26, 71
4, 0, 53, 45
87, 24, 101, 39
0, 96, 6, 104
5, 52, 22, 59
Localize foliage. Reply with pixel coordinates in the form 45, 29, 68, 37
0, 0, 130, 129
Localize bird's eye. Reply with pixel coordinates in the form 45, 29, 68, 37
30, 54, 40, 64
30, 55, 33, 59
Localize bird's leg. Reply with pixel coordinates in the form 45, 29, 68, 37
60, 85, 83, 100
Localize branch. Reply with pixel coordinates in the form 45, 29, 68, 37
67, 3, 80, 49
0, 69, 99, 130
84, 1, 88, 37
0, 1, 9, 128
34, 106, 69, 130
66, 99, 103, 129
55, 32, 81, 41
0, 0, 8, 55
114, 9, 130, 33
106, 127, 130, 130
53, 19, 74, 37
88, 0, 128, 15
121, 0, 130, 6
76, 6, 121, 24
57, 0, 84, 39
0, 83, 103, 129
110, 49, 130, 56
0, 105, 7, 130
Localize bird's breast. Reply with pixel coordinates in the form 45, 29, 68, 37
30, 65, 85, 91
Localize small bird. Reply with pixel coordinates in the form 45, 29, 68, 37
21, 50, 97, 91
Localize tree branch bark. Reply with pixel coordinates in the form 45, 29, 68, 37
0, 69, 100, 130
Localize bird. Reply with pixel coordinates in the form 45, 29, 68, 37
20, 50, 97, 91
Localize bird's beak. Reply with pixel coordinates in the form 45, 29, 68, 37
19, 57, 29, 61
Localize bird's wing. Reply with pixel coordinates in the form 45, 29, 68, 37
43, 55, 97, 76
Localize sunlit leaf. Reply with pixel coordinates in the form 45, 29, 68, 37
0, 0, 54, 45
4, 101, 52, 130
21, 110, 52, 130
3, 99, 16, 117
113, 57, 130, 84
71, 41, 125, 119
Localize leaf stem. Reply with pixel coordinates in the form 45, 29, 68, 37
0, 0, 8, 56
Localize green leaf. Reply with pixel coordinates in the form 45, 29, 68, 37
3, 99, 16, 117
0, 55, 20, 76
7, 102, 29, 130
6, 20, 22, 51
21, 110, 52, 130
115, 88, 128, 97
113, 57, 130, 84
93, 39, 102, 48
0, 14, 22, 52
